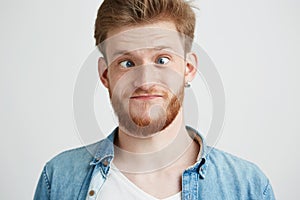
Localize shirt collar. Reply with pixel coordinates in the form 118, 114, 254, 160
185, 126, 209, 178
89, 128, 117, 166
186, 126, 209, 161
90, 126, 209, 177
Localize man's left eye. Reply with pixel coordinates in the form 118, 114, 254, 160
156, 57, 170, 65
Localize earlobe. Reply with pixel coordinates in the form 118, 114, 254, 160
98, 57, 109, 88
185, 52, 198, 82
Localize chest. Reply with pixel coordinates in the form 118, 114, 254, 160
97, 168, 182, 200
125, 171, 182, 198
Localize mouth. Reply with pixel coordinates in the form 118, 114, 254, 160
130, 94, 164, 100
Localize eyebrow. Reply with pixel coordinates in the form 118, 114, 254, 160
111, 46, 175, 58
111, 50, 130, 58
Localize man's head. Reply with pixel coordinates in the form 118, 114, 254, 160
95, 0, 198, 137
94, 0, 196, 47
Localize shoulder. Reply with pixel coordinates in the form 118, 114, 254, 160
198, 147, 275, 199
49, 144, 94, 164
34, 140, 111, 199
44, 142, 100, 177
207, 147, 267, 179
207, 148, 273, 194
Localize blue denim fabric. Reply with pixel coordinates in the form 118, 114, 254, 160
34, 127, 275, 200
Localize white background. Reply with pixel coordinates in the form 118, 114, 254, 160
1, 0, 299, 199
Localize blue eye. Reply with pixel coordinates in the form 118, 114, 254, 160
120, 60, 135, 68
156, 57, 170, 65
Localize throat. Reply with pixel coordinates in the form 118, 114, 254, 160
112, 139, 199, 199
113, 127, 197, 173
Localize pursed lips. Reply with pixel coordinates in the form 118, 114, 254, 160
130, 94, 164, 100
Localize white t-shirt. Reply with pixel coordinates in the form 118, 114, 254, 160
97, 164, 181, 200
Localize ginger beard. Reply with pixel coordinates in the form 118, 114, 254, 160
109, 82, 184, 138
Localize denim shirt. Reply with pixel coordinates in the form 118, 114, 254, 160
34, 127, 275, 200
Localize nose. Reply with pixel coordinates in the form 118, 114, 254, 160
133, 64, 157, 89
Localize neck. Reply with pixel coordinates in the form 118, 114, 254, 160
116, 108, 188, 153
113, 108, 199, 173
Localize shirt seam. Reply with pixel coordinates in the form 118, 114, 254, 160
263, 179, 271, 196
43, 164, 51, 198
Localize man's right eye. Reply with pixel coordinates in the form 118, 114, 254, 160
120, 60, 135, 68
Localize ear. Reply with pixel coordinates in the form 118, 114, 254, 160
184, 52, 198, 82
98, 57, 109, 88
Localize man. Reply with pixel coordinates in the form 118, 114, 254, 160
34, 0, 275, 199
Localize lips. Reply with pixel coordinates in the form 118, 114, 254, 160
130, 94, 163, 100
129, 86, 168, 100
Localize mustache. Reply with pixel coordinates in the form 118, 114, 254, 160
131, 86, 169, 97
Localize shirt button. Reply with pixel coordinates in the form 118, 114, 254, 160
103, 160, 109, 166
89, 190, 95, 196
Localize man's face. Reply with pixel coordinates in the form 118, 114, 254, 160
99, 21, 193, 137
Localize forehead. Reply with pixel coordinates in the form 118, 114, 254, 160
101, 21, 186, 63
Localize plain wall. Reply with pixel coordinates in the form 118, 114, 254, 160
0, 0, 299, 199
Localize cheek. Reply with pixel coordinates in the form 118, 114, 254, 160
108, 68, 137, 99
107, 69, 126, 91
158, 67, 185, 90
174, 60, 186, 74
